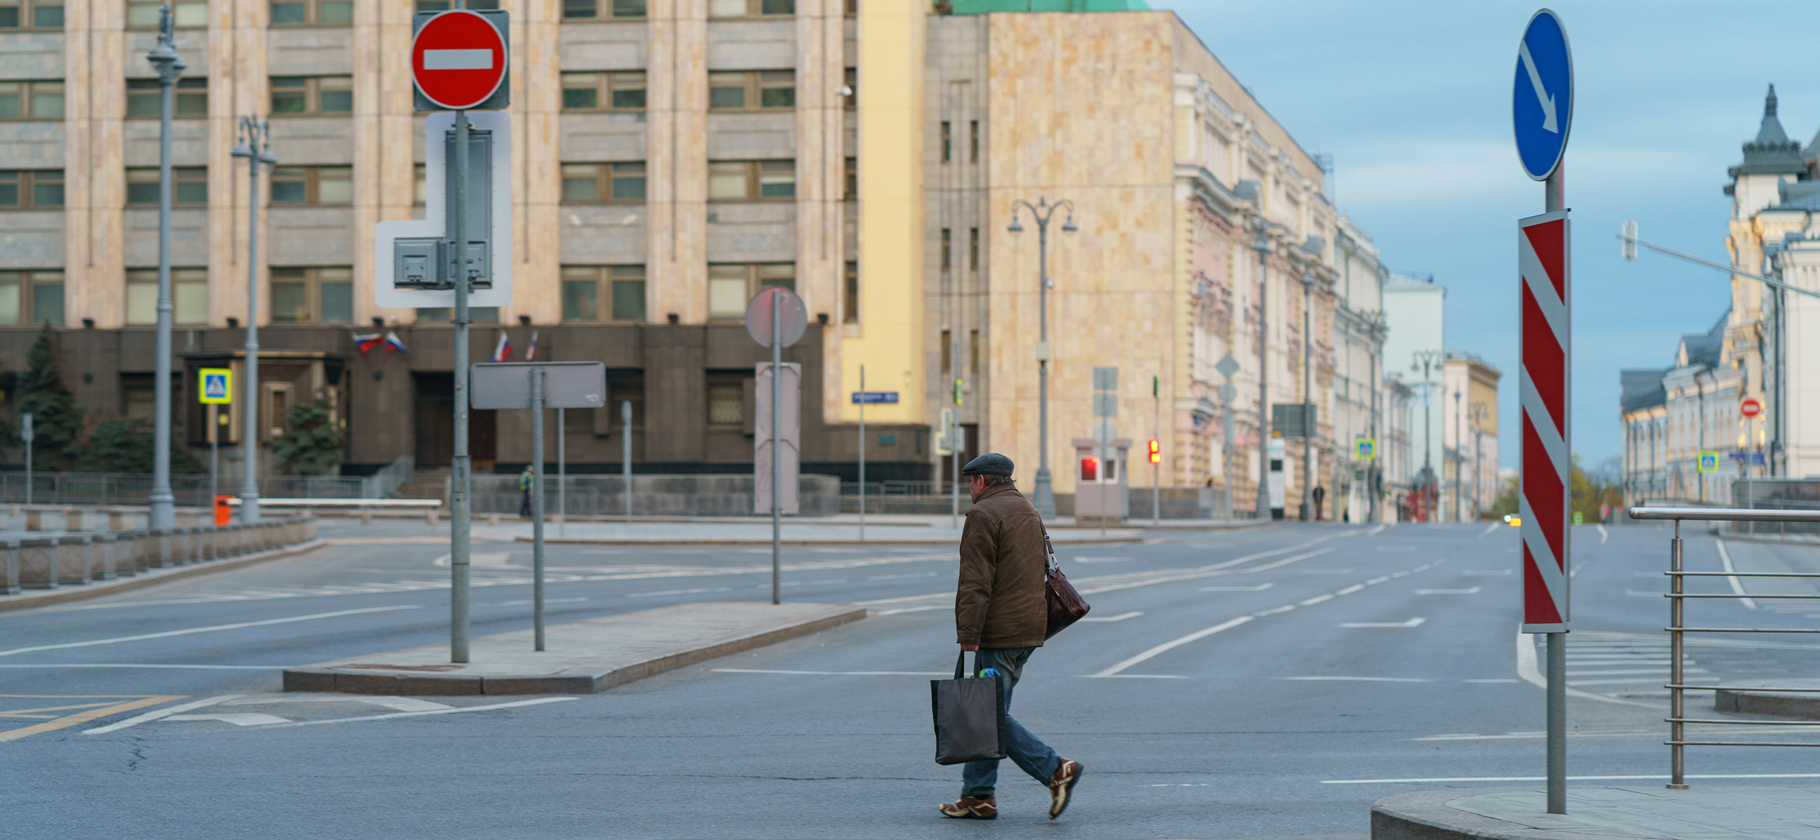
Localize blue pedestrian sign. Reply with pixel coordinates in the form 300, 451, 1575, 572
199, 368, 233, 404
851, 391, 898, 405
1512, 9, 1572, 181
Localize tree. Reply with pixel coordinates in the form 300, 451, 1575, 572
81, 419, 205, 475
271, 397, 342, 476
10, 324, 84, 469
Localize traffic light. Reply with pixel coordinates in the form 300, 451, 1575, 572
1147, 439, 1160, 464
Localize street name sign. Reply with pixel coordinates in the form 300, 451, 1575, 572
1513, 9, 1572, 181
1519, 209, 1571, 632
851, 391, 898, 404
411, 10, 510, 111
199, 368, 232, 404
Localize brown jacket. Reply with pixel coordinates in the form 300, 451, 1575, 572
955, 482, 1049, 648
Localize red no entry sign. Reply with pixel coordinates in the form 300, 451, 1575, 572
412, 11, 508, 111
1741, 398, 1763, 418
1519, 209, 1570, 632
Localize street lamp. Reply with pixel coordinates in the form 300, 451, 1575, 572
230, 116, 275, 524
1251, 222, 1272, 519
1007, 196, 1076, 520
1411, 348, 1443, 522
146, 6, 185, 531
1452, 388, 1462, 524
1470, 401, 1488, 521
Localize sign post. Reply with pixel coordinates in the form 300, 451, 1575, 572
621, 400, 632, 521
852, 386, 897, 542
747, 287, 807, 605
1514, 6, 1574, 815
20, 413, 31, 506
404, 7, 511, 664
199, 368, 231, 523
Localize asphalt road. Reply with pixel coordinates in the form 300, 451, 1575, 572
5, 518, 1819, 839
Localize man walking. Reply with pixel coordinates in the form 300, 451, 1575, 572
940, 452, 1083, 821
518, 464, 534, 517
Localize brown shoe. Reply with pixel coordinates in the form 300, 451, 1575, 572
1047, 759, 1082, 819
939, 796, 997, 820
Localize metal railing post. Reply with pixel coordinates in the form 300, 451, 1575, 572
1669, 518, 1686, 789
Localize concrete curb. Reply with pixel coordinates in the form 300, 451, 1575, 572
282, 603, 866, 695
518, 536, 1145, 546
1715, 680, 1820, 719
0, 539, 328, 613
1371, 788, 1640, 840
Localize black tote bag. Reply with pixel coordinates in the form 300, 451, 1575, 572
930, 651, 1005, 765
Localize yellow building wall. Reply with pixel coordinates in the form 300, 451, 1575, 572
843, 0, 925, 424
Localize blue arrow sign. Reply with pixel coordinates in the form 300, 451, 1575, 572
851, 391, 898, 404
1512, 9, 1572, 181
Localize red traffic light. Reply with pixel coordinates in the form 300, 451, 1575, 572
1147, 439, 1160, 463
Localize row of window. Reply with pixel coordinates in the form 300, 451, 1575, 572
0, 261, 863, 326
0, 69, 855, 121
0, 0, 853, 33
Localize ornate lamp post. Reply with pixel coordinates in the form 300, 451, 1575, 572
1007, 196, 1076, 519
1411, 348, 1444, 522
230, 117, 275, 523
146, 7, 185, 531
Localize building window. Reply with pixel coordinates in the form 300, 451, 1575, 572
970, 328, 979, 374
270, 166, 352, 205
843, 261, 858, 323
707, 263, 792, 320
561, 72, 645, 112
707, 160, 793, 201
270, 0, 352, 26
708, 71, 793, 111
940, 228, 951, 271
271, 76, 353, 115
561, 162, 645, 203
0, 80, 62, 120
706, 380, 744, 426
0, 270, 62, 325
416, 0, 498, 10
126, 268, 207, 325
415, 306, 498, 323
969, 120, 979, 163
0, 1, 64, 30
0, 169, 62, 208
413, 163, 426, 205
940, 121, 950, 163
940, 329, 951, 374
708, 0, 791, 18
269, 267, 352, 324
844, 67, 856, 109
561, 265, 645, 322
969, 227, 978, 270
126, 78, 204, 118
128, 0, 205, 28
562, 0, 644, 18
844, 157, 856, 200
126, 167, 207, 206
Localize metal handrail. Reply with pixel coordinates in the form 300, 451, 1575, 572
1627, 505, 1820, 788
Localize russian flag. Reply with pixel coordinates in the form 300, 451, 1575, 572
491, 331, 512, 362
353, 332, 384, 353
525, 330, 539, 361
384, 331, 409, 353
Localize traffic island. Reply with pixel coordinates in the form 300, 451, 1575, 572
1371, 785, 1820, 839
1714, 679, 1820, 719
282, 601, 865, 696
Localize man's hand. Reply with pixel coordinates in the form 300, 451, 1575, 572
961, 644, 979, 652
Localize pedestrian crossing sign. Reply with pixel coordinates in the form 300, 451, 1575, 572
1354, 437, 1376, 460
1697, 450, 1719, 473
199, 368, 232, 404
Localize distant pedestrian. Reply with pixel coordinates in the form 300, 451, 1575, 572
939, 452, 1083, 822
1312, 485, 1325, 521
519, 465, 534, 517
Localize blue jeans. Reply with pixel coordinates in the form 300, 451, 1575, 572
961, 646, 1061, 798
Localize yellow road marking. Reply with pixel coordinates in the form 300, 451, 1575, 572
0, 701, 131, 719
0, 696, 185, 742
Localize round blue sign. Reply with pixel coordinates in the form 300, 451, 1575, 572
1512, 9, 1573, 181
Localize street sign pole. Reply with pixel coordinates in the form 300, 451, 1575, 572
771, 291, 781, 605
622, 400, 632, 521
1154, 375, 1161, 526
21, 413, 32, 506
449, 106, 472, 664
557, 407, 565, 538
858, 365, 866, 543
530, 368, 544, 651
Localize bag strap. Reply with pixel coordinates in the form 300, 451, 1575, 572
955, 650, 967, 680
1039, 521, 1058, 573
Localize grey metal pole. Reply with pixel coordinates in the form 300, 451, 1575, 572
210, 405, 217, 514
557, 407, 565, 538
238, 117, 269, 526
147, 8, 183, 532
950, 417, 959, 529
858, 365, 865, 542
771, 292, 781, 605
1369, 329, 1380, 523
22, 413, 31, 506
1153, 379, 1160, 525
1669, 519, 1686, 789
1035, 214, 1052, 520
1255, 227, 1271, 519
531, 368, 544, 651
1222, 403, 1233, 519
1544, 163, 1567, 815
1454, 390, 1462, 524
621, 400, 631, 521
449, 110, 473, 663
1302, 278, 1313, 522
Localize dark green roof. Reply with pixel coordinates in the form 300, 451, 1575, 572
1731, 84, 1806, 178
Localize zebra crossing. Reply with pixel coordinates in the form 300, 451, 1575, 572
1562, 630, 1702, 696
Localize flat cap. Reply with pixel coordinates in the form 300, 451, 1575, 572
961, 452, 1014, 477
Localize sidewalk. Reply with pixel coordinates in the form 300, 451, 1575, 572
1372, 785, 1820, 839
283, 601, 864, 695
471, 513, 1266, 545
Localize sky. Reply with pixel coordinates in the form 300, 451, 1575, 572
1163, 0, 1820, 470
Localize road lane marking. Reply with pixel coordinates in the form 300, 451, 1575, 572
0, 664, 280, 670
713, 669, 946, 676
1091, 616, 1255, 677
1464, 679, 1520, 683
1339, 618, 1426, 628
1364, 524, 1388, 537
871, 604, 950, 615
0, 695, 185, 742
1298, 594, 1335, 606
1462, 569, 1512, 576
1199, 583, 1273, 592
164, 713, 292, 726
84, 695, 241, 734
1080, 674, 1188, 679
1324, 773, 1820, 785
224, 695, 452, 712
1481, 523, 1500, 537
1597, 524, 1609, 543
1281, 676, 1432, 682
0, 606, 420, 659
1514, 629, 1658, 708
1335, 584, 1365, 595
1079, 611, 1143, 622
260, 697, 576, 729
1414, 587, 1482, 595
1715, 540, 1758, 610
1073, 557, 1129, 564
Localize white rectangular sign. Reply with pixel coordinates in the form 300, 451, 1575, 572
375, 111, 513, 309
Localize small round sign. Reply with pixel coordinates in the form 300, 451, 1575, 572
411, 11, 508, 111
1742, 398, 1763, 418
745, 287, 807, 348
1512, 9, 1573, 181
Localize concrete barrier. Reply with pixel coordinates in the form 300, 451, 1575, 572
1, 539, 17, 595
54, 536, 88, 586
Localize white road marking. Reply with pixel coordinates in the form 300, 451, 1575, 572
1597, 524, 1609, 544
1299, 568, 1356, 575
1080, 674, 1189, 679
1513, 629, 1658, 708
164, 713, 292, 726
432, 553, 513, 568
1339, 618, 1426, 628
487, 597, 591, 607
1568, 668, 1706, 676
1092, 616, 1255, 677
1298, 594, 1335, 606
1199, 583, 1274, 592
1324, 773, 1820, 785
1281, 676, 1431, 682
1415, 587, 1481, 595
713, 669, 947, 676
1715, 540, 1758, 610
1375, 546, 1415, 552
1079, 611, 1143, 623
0, 606, 420, 659
223, 695, 451, 713
1335, 584, 1365, 595
1462, 570, 1512, 576
1481, 523, 1500, 537
1464, 679, 1520, 683
84, 695, 241, 734
260, 697, 577, 729
871, 604, 951, 616
0, 663, 278, 670
1072, 557, 1129, 564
